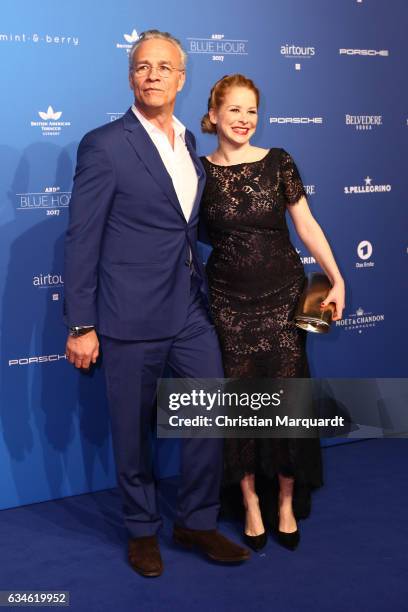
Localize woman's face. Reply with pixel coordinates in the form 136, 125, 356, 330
210, 86, 258, 146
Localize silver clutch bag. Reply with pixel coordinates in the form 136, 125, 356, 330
294, 273, 334, 333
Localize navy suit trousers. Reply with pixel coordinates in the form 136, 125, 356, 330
100, 273, 224, 537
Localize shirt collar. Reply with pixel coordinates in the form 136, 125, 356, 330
131, 104, 186, 141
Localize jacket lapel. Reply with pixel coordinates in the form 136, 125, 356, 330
185, 132, 206, 220
122, 108, 185, 219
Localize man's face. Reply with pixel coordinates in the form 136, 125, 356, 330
129, 39, 185, 112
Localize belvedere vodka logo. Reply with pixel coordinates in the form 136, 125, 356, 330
356, 240, 374, 269
304, 185, 316, 196
344, 176, 391, 195
186, 33, 248, 62
280, 43, 315, 70
336, 307, 385, 334
116, 28, 139, 53
31, 107, 71, 136
345, 115, 383, 130
15, 186, 71, 215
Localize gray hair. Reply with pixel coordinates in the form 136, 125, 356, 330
128, 29, 187, 72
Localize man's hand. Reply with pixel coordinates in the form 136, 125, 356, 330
66, 330, 99, 370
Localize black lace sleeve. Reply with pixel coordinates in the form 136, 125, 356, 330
280, 149, 306, 205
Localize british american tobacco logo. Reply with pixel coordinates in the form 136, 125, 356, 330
31, 106, 71, 136
116, 28, 139, 53
39, 106, 62, 120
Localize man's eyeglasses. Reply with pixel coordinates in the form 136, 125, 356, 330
133, 63, 184, 79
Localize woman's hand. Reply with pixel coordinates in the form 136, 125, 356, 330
288, 200, 346, 322
320, 280, 345, 321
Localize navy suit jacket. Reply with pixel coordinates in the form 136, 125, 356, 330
64, 108, 208, 340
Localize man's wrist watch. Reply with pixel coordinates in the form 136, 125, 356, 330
69, 326, 95, 338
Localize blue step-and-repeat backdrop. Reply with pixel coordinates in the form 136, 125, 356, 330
0, 0, 407, 510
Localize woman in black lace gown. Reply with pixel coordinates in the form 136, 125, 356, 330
200, 75, 345, 550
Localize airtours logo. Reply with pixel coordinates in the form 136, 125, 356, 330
33, 273, 64, 302
280, 43, 316, 70
33, 273, 64, 289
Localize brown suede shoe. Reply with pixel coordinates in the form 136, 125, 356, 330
173, 525, 250, 563
128, 535, 163, 577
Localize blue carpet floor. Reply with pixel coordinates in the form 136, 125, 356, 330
0, 439, 407, 612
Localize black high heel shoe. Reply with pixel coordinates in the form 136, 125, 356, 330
243, 530, 267, 552
243, 504, 267, 551
275, 527, 300, 551
274, 510, 300, 550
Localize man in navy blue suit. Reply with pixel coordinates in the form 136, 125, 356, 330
64, 30, 249, 577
